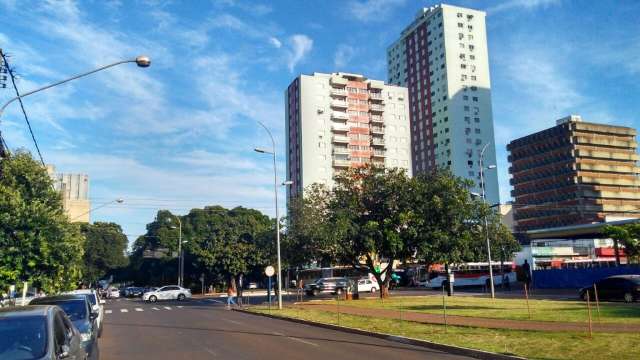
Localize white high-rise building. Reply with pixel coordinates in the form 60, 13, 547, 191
285, 72, 412, 200
387, 4, 499, 204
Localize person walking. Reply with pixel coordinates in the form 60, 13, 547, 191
522, 259, 532, 292
226, 283, 237, 310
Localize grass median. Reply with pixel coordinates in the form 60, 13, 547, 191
321, 295, 640, 324
248, 305, 640, 360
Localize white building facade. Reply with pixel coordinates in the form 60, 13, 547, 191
387, 4, 500, 204
285, 72, 412, 200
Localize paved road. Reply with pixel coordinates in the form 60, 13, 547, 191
100, 297, 474, 360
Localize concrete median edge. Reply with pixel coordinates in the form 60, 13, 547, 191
234, 308, 526, 360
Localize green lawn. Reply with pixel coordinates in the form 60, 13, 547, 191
250, 306, 640, 360
321, 295, 640, 324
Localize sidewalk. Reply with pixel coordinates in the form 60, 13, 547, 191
295, 303, 640, 333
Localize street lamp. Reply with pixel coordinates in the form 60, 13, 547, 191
253, 120, 284, 310
479, 143, 497, 299
166, 216, 183, 287
71, 198, 124, 222
0, 56, 151, 120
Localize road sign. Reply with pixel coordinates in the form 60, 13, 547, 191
265, 265, 275, 277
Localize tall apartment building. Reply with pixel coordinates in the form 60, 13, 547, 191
285, 72, 412, 199
387, 4, 499, 205
47, 165, 91, 223
507, 115, 640, 232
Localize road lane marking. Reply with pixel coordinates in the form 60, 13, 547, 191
287, 337, 319, 347
177, 305, 184, 308
203, 347, 217, 356
120, 309, 128, 313
135, 308, 143, 312
152, 307, 160, 311
163, 306, 172, 310
105, 310, 112, 314
222, 319, 243, 326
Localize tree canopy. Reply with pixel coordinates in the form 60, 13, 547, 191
603, 224, 640, 263
81, 222, 129, 285
0, 151, 84, 293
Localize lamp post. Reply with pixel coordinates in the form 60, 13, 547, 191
479, 143, 497, 299
0, 56, 151, 120
71, 198, 124, 222
253, 120, 283, 310
167, 216, 183, 287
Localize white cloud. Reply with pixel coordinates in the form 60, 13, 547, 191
334, 44, 356, 69
488, 0, 562, 14
286, 34, 313, 73
346, 0, 406, 23
269, 36, 282, 48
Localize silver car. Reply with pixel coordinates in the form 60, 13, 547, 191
143, 285, 191, 302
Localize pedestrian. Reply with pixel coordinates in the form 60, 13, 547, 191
226, 283, 237, 310
522, 259, 532, 291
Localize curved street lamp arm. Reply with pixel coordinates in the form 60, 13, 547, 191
0, 59, 137, 120
70, 198, 123, 221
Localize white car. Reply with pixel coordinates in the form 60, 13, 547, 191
107, 288, 120, 298
357, 278, 379, 293
64, 289, 106, 337
143, 285, 192, 302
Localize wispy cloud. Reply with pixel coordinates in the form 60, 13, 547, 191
268, 36, 282, 48
346, 0, 406, 23
488, 0, 562, 14
286, 34, 313, 73
334, 44, 356, 69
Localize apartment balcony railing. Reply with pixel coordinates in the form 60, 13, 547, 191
370, 115, 383, 123
331, 111, 348, 120
371, 126, 384, 134
331, 124, 350, 132
330, 88, 347, 97
369, 93, 384, 102
332, 135, 350, 143
372, 150, 386, 157
372, 138, 385, 146
331, 100, 348, 109
333, 147, 350, 155
370, 104, 384, 112
333, 159, 351, 167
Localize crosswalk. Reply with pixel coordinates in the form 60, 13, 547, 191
104, 305, 185, 315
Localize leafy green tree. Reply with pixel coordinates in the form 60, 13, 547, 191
603, 224, 640, 264
0, 151, 84, 293
81, 222, 129, 285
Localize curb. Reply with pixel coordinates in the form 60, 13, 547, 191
234, 308, 526, 360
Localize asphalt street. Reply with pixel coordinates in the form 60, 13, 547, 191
100, 297, 474, 360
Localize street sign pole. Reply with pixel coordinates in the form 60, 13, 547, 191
265, 265, 275, 312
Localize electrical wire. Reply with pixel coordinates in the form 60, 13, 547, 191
0, 51, 45, 165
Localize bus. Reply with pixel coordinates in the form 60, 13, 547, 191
421, 262, 516, 289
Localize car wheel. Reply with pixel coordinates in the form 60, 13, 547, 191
370, 287, 377, 293
624, 292, 634, 303
177, 294, 186, 301
149, 295, 157, 303
335, 288, 343, 295
312, 289, 320, 296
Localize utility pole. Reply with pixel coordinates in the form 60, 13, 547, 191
0, 49, 8, 159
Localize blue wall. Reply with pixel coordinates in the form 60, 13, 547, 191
532, 266, 640, 288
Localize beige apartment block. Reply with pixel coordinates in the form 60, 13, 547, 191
47, 165, 91, 223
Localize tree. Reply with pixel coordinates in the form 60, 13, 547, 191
0, 150, 84, 293
603, 224, 640, 264
81, 222, 129, 285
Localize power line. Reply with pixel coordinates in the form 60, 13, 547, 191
0, 49, 45, 165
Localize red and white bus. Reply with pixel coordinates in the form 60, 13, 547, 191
421, 262, 516, 289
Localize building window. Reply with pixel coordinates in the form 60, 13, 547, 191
463, 95, 469, 100
474, 128, 481, 134
457, 12, 463, 18
474, 117, 480, 123
458, 22, 463, 28
472, 96, 478, 102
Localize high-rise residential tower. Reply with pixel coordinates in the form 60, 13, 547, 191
285, 72, 412, 200
387, 4, 499, 204
508, 115, 640, 232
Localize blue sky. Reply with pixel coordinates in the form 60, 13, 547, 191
1, 0, 639, 244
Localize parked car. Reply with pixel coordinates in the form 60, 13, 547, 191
357, 278, 379, 293
123, 287, 144, 298
247, 282, 258, 290
107, 288, 120, 299
0, 305, 87, 360
30, 295, 99, 359
0, 291, 40, 307
304, 277, 350, 296
64, 289, 105, 337
580, 275, 640, 303
143, 285, 192, 302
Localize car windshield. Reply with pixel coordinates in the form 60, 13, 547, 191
48, 301, 87, 322
0, 315, 48, 359
85, 294, 97, 306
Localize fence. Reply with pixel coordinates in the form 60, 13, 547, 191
532, 266, 640, 288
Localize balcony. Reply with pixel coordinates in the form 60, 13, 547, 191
369, 93, 384, 102
330, 100, 348, 109
333, 159, 351, 167
330, 75, 348, 87
372, 150, 386, 158
371, 126, 384, 134
333, 147, 349, 155
331, 111, 348, 121
370, 115, 383, 124
372, 138, 385, 146
370, 104, 384, 113
330, 88, 347, 97
331, 123, 350, 132
332, 135, 350, 143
